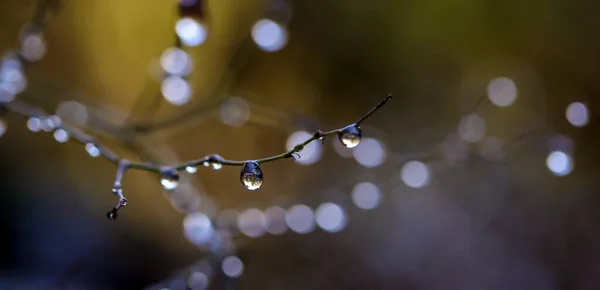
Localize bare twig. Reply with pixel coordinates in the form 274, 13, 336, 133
3, 95, 392, 173
356, 94, 392, 125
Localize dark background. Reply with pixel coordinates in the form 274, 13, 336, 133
1, 0, 600, 289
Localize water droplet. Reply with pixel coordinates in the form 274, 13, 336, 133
338, 124, 361, 148
107, 195, 127, 221
211, 162, 223, 171
107, 209, 118, 220
207, 154, 225, 171
161, 169, 180, 190
118, 197, 128, 207
203, 161, 210, 167
85, 143, 100, 157
240, 161, 263, 191
186, 166, 197, 174
112, 185, 124, 198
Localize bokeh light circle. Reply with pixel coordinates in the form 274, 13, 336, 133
286, 131, 323, 165
183, 212, 214, 246
400, 161, 430, 188
176, 17, 207, 47
565, 102, 589, 127
487, 77, 518, 107
546, 151, 573, 176
264, 206, 288, 235
27, 117, 41, 132
352, 137, 387, 168
251, 19, 288, 52
351, 182, 381, 210
315, 203, 347, 233
285, 204, 315, 234
237, 208, 266, 238
53, 129, 69, 143
160, 47, 192, 76
20, 33, 46, 62
161, 76, 191, 106
222, 256, 244, 278
187, 271, 209, 290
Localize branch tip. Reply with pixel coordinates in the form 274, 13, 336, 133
356, 94, 393, 125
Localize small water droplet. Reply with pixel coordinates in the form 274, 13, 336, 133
112, 185, 124, 198
211, 162, 223, 171
85, 143, 100, 157
203, 161, 210, 167
186, 166, 197, 174
107, 209, 118, 220
240, 161, 263, 191
107, 195, 127, 221
338, 124, 361, 148
207, 154, 225, 171
161, 169, 180, 190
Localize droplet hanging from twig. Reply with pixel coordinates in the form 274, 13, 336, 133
240, 161, 263, 191
338, 124, 361, 148
161, 169, 180, 190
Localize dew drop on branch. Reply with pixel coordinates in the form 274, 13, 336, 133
338, 124, 361, 148
240, 161, 263, 191
85, 143, 100, 157
211, 162, 223, 171
161, 169, 180, 190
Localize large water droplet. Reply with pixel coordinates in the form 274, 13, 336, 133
338, 124, 361, 148
161, 169, 180, 190
186, 166, 197, 174
240, 161, 263, 191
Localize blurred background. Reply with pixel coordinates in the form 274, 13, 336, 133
1, 0, 599, 289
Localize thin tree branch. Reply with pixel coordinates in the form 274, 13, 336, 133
356, 94, 393, 125
3, 95, 392, 174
